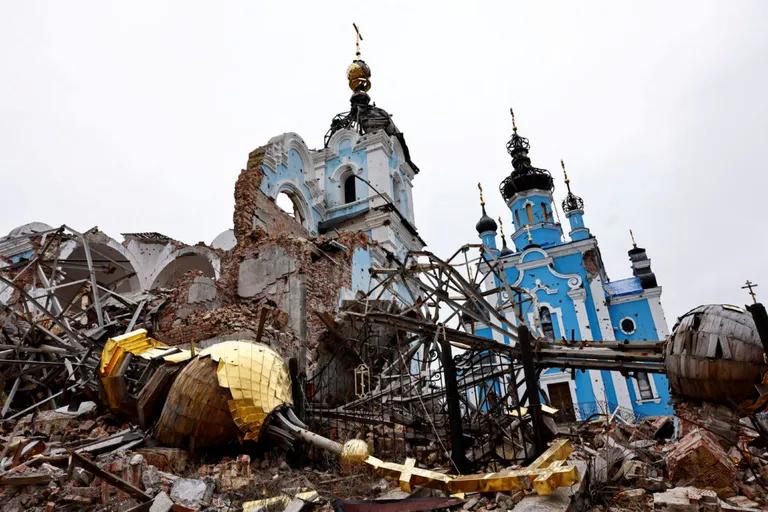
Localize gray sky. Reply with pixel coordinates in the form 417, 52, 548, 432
1, 1, 766, 323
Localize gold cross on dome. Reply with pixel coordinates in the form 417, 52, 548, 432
477, 182, 485, 206
742, 280, 759, 304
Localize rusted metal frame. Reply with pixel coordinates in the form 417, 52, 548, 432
0, 226, 64, 297
537, 358, 665, 373
518, 325, 546, 456
0, 284, 81, 350
0, 275, 86, 350
125, 299, 146, 334
403, 276, 516, 343
94, 284, 138, 308
347, 312, 517, 354
368, 270, 400, 302
79, 235, 104, 328
537, 347, 664, 362
0, 376, 21, 418
538, 340, 665, 352
427, 255, 517, 337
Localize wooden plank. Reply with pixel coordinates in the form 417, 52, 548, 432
69, 451, 151, 503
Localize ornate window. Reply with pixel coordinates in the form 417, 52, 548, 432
540, 202, 550, 222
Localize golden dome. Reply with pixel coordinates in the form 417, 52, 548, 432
340, 438, 370, 469
347, 60, 371, 92
154, 340, 293, 449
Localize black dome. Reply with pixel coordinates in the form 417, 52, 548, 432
476, 213, 497, 234
499, 127, 554, 202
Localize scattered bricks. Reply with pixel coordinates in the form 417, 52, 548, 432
137, 447, 190, 474
667, 429, 736, 497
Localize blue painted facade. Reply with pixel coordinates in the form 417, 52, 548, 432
473, 124, 672, 421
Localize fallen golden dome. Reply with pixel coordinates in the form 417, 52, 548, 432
155, 340, 293, 450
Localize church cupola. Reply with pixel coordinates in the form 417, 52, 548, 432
560, 160, 591, 241
475, 183, 498, 249
499, 109, 563, 251
628, 229, 658, 289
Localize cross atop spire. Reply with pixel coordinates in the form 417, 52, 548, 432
561, 159, 571, 193
510, 108, 518, 133
478, 182, 486, 208
353, 22, 363, 59
743, 280, 759, 304
629, 229, 637, 249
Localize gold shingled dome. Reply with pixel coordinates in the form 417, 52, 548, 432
200, 340, 293, 441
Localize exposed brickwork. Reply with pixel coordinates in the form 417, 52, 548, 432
153, 144, 371, 370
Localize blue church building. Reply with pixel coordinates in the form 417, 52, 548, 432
473, 112, 673, 421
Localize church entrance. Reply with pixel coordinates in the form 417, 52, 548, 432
547, 382, 576, 423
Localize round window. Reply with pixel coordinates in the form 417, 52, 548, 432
620, 317, 636, 335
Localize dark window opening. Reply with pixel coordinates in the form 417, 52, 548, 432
514, 210, 521, 227
540, 202, 549, 222
344, 175, 357, 204
715, 338, 723, 358
540, 307, 555, 338
636, 372, 654, 400
620, 317, 636, 334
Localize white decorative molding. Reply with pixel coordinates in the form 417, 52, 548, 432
325, 128, 360, 158
532, 279, 558, 295
329, 162, 362, 183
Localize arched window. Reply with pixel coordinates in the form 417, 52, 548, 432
525, 203, 534, 224
344, 174, 357, 204
276, 190, 305, 225
540, 307, 554, 338
540, 202, 549, 222
514, 210, 521, 227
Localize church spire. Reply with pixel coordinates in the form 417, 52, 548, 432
499, 108, 554, 203
475, 183, 498, 235
347, 23, 372, 94
560, 159, 584, 214
498, 216, 512, 256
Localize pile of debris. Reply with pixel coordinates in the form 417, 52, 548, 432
571, 403, 768, 511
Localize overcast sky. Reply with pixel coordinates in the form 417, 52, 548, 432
1, 1, 766, 323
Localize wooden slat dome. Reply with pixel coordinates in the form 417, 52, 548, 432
665, 304, 766, 403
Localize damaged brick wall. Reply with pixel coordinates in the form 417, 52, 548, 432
153, 144, 371, 371
233, 146, 307, 243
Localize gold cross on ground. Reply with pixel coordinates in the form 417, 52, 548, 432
743, 280, 759, 304
353, 23, 363, 58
